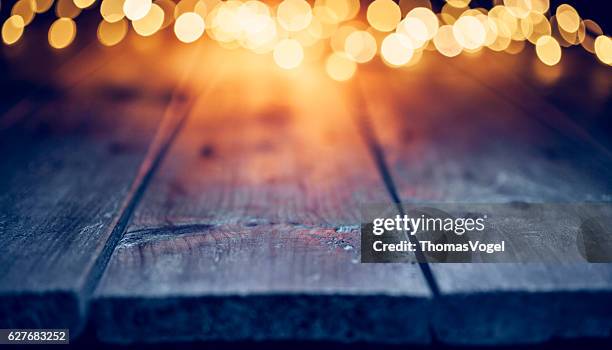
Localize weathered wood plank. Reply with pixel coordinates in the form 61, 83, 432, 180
0, 69, 183, 333
360, 53, 612, 344
93, 59, 432, 344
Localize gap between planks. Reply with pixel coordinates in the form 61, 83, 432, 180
81, 43, 221, 316
352, 80, 441, 298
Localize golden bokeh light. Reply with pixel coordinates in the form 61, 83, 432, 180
559, 19, 584, 46
549, 15, 571, 48
174, 0, 199, 18
396, 17, 428, 49
2, 15, 25, 45
452, 16, 486, 50
503, 0, 531, 19
0, 0, 608, 76
56, 0, 82, 18
440, 3, 463, 25
237, 1, 275, 49
381, 32, 414, 66
314, 0, 360, 24
133, 3, 164, 36
12, 0, 36, 26
48, 17, 77, 49
446, 0, 470, 8
594, 35, 612, 65
277, 0, 312, 32
489, 5, 519, 39
406, 7, 438, 40
123, 0, 152, 21
74, 0, 96, 9
309, 7, 337, 38
97, 18, 128, 46
474, 13, 497, 47
367, 0, 401, 32
535, 35, 561, 66
344, 30, 377, 63
531, 0, 550, 14
174, 12, 205, 43
101, 0, 125, 23
521, 12, 551, 44
34, 0, 55, 13
242, 7, 278, 53
581, 20, 602, 54
326, 52, 356, 81
206, 1, 238, 43
433, 24, 462, 57
273, 38, 304, 69
556, 4, 580, 33
487, 19, 512, 52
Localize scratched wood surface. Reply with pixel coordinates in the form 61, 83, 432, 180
1, 36, 611, 346
92, 55, 432, 344
0, 37, 198, 333
361, 51, 612, 344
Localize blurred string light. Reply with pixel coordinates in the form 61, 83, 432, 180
0, 0, 610, 80
175, 11, 205, 43
124, 0, 153, 21
49, 17, 76, 48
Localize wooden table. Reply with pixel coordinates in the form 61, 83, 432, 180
1, 34, 611, 345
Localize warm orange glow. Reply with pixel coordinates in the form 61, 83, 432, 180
326, 52, 356, 81
273, 39, 304, 69
344, 30, 377, 63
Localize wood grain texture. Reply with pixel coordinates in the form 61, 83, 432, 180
93, 63, 432, 344
360, 53, 612, 344
0, 82, 174, 333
